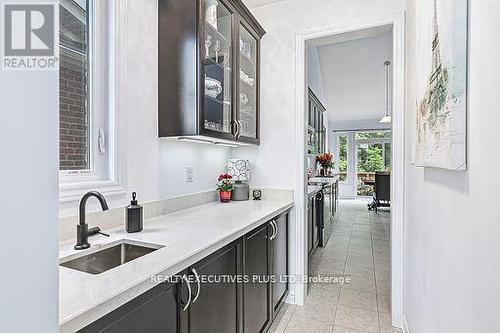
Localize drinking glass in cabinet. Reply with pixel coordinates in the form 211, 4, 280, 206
238, 24, 258, 139
203, 1, 233, 134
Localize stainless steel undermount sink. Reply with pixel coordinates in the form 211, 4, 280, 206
60, 240, 164, 275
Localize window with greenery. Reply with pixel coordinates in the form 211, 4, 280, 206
355, 130, 391, 140
384, 142, 391, 169
337, 133, 348, 181
355, 130, 391, 196
357, 143, 386, 173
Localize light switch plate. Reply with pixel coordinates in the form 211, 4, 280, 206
185, 166, 194, 183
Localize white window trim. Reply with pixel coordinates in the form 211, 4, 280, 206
59, 0, 128, 203
335, 131, 354, 184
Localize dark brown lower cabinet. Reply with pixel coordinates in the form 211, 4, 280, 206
271, 212, 289, 315
186, 242, 241, 333
243, 223, 272, 333
78, 282, 179, 333
80, 210, 290, 333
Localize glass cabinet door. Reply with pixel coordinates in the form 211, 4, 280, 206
238, 23, 258, 140
203, 0, 233, 135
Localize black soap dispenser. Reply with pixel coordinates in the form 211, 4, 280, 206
126, 192, 143, 233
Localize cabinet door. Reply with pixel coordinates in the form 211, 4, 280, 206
237, 21, 259, 143
78, 282, 179, 333
202, 0, 236, 139
307, 198, 313, 255
272, 213, 288, 313
308, 100, 313, 127
314, 192, 322, 249
189, 242, 240, 333
243, 223, 271, 333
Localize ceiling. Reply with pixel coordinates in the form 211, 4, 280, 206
310, 25, 392, 47
242, 0, 287, 8
316, 31, 393, 123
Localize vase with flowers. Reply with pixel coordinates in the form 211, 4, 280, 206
317, 152, 334, 176
217, 173, 234, 203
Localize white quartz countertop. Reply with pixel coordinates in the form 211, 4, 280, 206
59, 197, 293, 332
309, 175, 340, 185
307, 185, 322, 197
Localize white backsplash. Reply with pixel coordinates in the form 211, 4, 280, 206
59, 188, 293, 243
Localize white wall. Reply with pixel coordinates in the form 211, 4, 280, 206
330, 119, 391, 132
317, 31, 392, 198
306, 44, 327, 107
404, 1, 500, 332
126, 0, 232, 201
317, 32, 393, 123
238, 0, 405, 188
60, 0, 232, 217
0, 0, 59, 331
237, 0, 406, 305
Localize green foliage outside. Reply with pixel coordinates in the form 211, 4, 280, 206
336, 131, 391, 193
355, 131, 391, 140
357, 145, 385, 173
338, 135, 348, 172
338, 134, 348, 181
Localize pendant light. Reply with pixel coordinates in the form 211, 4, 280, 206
380, 60, 392, 123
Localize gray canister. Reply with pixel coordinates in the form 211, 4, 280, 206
232, 181, 249, 201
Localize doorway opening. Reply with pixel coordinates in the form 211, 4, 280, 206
295, 14, 405, 330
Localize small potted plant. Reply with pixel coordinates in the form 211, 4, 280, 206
217, 173, 234, 203
317, 152, 334, 176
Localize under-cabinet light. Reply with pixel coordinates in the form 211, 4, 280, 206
214, 142, 241, 148
177, 137, 214, 145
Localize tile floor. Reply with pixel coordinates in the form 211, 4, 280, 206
269, 199, 401, 333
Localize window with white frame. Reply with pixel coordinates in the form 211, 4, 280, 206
59, 0, 112, 185
355, 130, 391, 196
336, 132, 349, 182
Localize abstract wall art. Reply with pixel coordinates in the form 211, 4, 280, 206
415, 0, 468, 170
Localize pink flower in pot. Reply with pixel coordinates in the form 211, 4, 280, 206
217, 173, 234, 203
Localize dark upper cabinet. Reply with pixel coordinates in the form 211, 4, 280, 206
271, 212, 289, 315
243, 223, 272, 333
77, 282, 179, 333
307, 88, 326, 154
158, 0, 265, 145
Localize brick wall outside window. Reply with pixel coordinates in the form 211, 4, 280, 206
59, 52, 89, 170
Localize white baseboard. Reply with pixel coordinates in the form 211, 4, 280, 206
402, 314, 410, 333
285, 290, 296, 304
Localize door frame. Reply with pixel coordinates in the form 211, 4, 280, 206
294, 13, 405, 328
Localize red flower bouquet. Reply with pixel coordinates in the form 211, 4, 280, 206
317, 152, 334, 176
